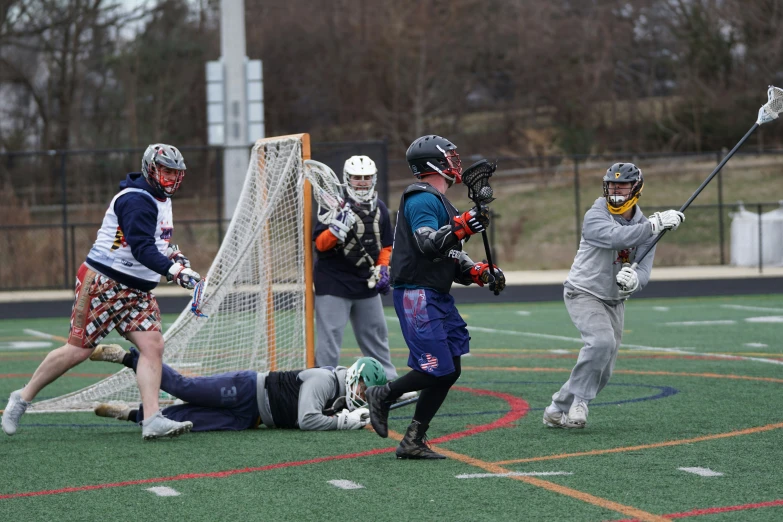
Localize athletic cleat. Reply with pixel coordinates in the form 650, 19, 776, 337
396, 421, 446, 460
141, 411, 192, 440
94, 403, 131, 421
542, 405, 569, 429
365, 383, 392, 438
2, 389, 30, 436
397, 391, 419, 402
90, 344, 127, 364
566, 400, 588, 429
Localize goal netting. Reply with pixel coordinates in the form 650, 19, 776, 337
29, 134, 315, 413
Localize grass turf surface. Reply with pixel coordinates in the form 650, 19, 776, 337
1, 294, 783, 521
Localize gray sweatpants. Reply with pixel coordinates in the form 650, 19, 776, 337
315, 294, 397, 379
552, 287, 625, 412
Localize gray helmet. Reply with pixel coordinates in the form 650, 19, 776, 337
141, 143, 187, 198
603, 162, 643, 212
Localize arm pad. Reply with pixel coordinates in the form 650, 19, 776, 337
414, 226, 461, 261
453, 251, 477, 285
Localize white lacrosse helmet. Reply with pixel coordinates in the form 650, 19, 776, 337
343, 155, 377, 204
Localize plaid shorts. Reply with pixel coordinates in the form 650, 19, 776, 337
68, 263, 162, 349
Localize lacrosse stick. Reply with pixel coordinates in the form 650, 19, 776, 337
462, 159, 500, 295
626, 85, 783, 275
303, 159, 380, 289
190, 278, 208, 318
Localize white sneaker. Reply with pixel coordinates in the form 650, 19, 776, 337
141, 410, 192, 440
542, 405, 568, 428
94, 403, 131, 421
397, 391, 419, 402
566, 400, 588, 429
2, 389, 30, 436
89, 344, 127, 364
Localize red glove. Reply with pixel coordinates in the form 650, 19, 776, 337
469, 263, 495, 287
452, 207, 490, 240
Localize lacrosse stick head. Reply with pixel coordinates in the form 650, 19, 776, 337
190, 278, 208, 318
304, 159, 346, 224
462, 159, 497, 205
757, 85, 783, 125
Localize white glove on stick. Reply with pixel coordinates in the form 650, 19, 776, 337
649, 210, 685, 236
166, 243, 191, 268
336, 407, 369, 430
329, 209, 356, 243
167, 262, 202, 290
616, 265, 639, 297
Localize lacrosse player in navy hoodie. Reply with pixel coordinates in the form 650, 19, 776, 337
2, 144, 200, 440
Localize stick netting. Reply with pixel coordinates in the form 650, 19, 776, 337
30, 135, 310, 412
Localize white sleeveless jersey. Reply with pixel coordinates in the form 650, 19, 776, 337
87, 188, 172, 283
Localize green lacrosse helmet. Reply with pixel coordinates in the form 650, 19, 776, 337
346, 357, 387, 410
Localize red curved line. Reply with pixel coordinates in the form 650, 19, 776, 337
0, 386, 529, 500
615, 498, 783, 521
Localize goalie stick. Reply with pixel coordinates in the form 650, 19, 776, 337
303, 159, 381, 288
462, 159, 500, 296
626, 85, 783, 276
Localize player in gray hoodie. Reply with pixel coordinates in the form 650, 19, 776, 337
543, 162, 684, 429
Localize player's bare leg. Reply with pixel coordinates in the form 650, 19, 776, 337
2, 343, 92, 435
125, 330, 192, 439
126, 330, 163, 419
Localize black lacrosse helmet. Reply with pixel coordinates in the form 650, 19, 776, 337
406, 135, 462, 184
603, 162, 643, 214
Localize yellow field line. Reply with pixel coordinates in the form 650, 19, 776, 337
384, 429, 668, 522
495, 422, 783, 466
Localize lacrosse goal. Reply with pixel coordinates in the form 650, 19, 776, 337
29, 134, 316, 412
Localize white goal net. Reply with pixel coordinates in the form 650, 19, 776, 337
30, 134, 314, 412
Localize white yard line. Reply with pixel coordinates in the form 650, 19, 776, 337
678, 467, 723, 477
384, 316, 783, 366
23, 329, 64, 341
664, 320, 736, 326
0, 341, 53, 350
721, 304, 783, 313
328, 480, 364, 490
456, 472, 574, 479
652, 306, 670, 311
146, 486, 181, 496
515, 311, 531, 316
745, 316, 783, 323
744, 343, 769, 348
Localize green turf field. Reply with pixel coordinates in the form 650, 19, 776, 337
2, 294, 783, 521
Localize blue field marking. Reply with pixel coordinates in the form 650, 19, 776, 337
390, 381, 679, 420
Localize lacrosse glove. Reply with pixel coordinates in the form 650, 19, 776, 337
374, 265, 391, 295
167, 263, 202, 290
452, 206, 490, 240
336, 408, 370, 430
469, 262, 503, 290
616, 265, 639, 297
648, 210, 685, 236
329, 209, 356, 243
166, 243, 191, 268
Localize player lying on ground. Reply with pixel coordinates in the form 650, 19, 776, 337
91, 345, 387, 431
313, 155, 397, 381
543, 162, 685, 429
365, 135, 507, 460
2, 144, 199, 441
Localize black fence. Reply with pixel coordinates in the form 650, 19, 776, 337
3, 145, 783, 290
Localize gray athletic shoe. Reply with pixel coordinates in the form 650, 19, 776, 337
2, 389, 30, 436
141, 411, 192, 440
94, 403, 131, 421
566, 400, 588, 429
89, 344, 127, 364
542, 405, 569, 428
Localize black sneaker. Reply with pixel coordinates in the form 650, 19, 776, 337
365, 383, 392, 438
395, 420, 446, 460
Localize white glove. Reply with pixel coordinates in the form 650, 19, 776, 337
648, 210, 685, 236
167, 262, 202, 290
166, 243, 191, 268
615, 265, 639, 297
329, 209, 356, 243
336, 407, 369, 430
